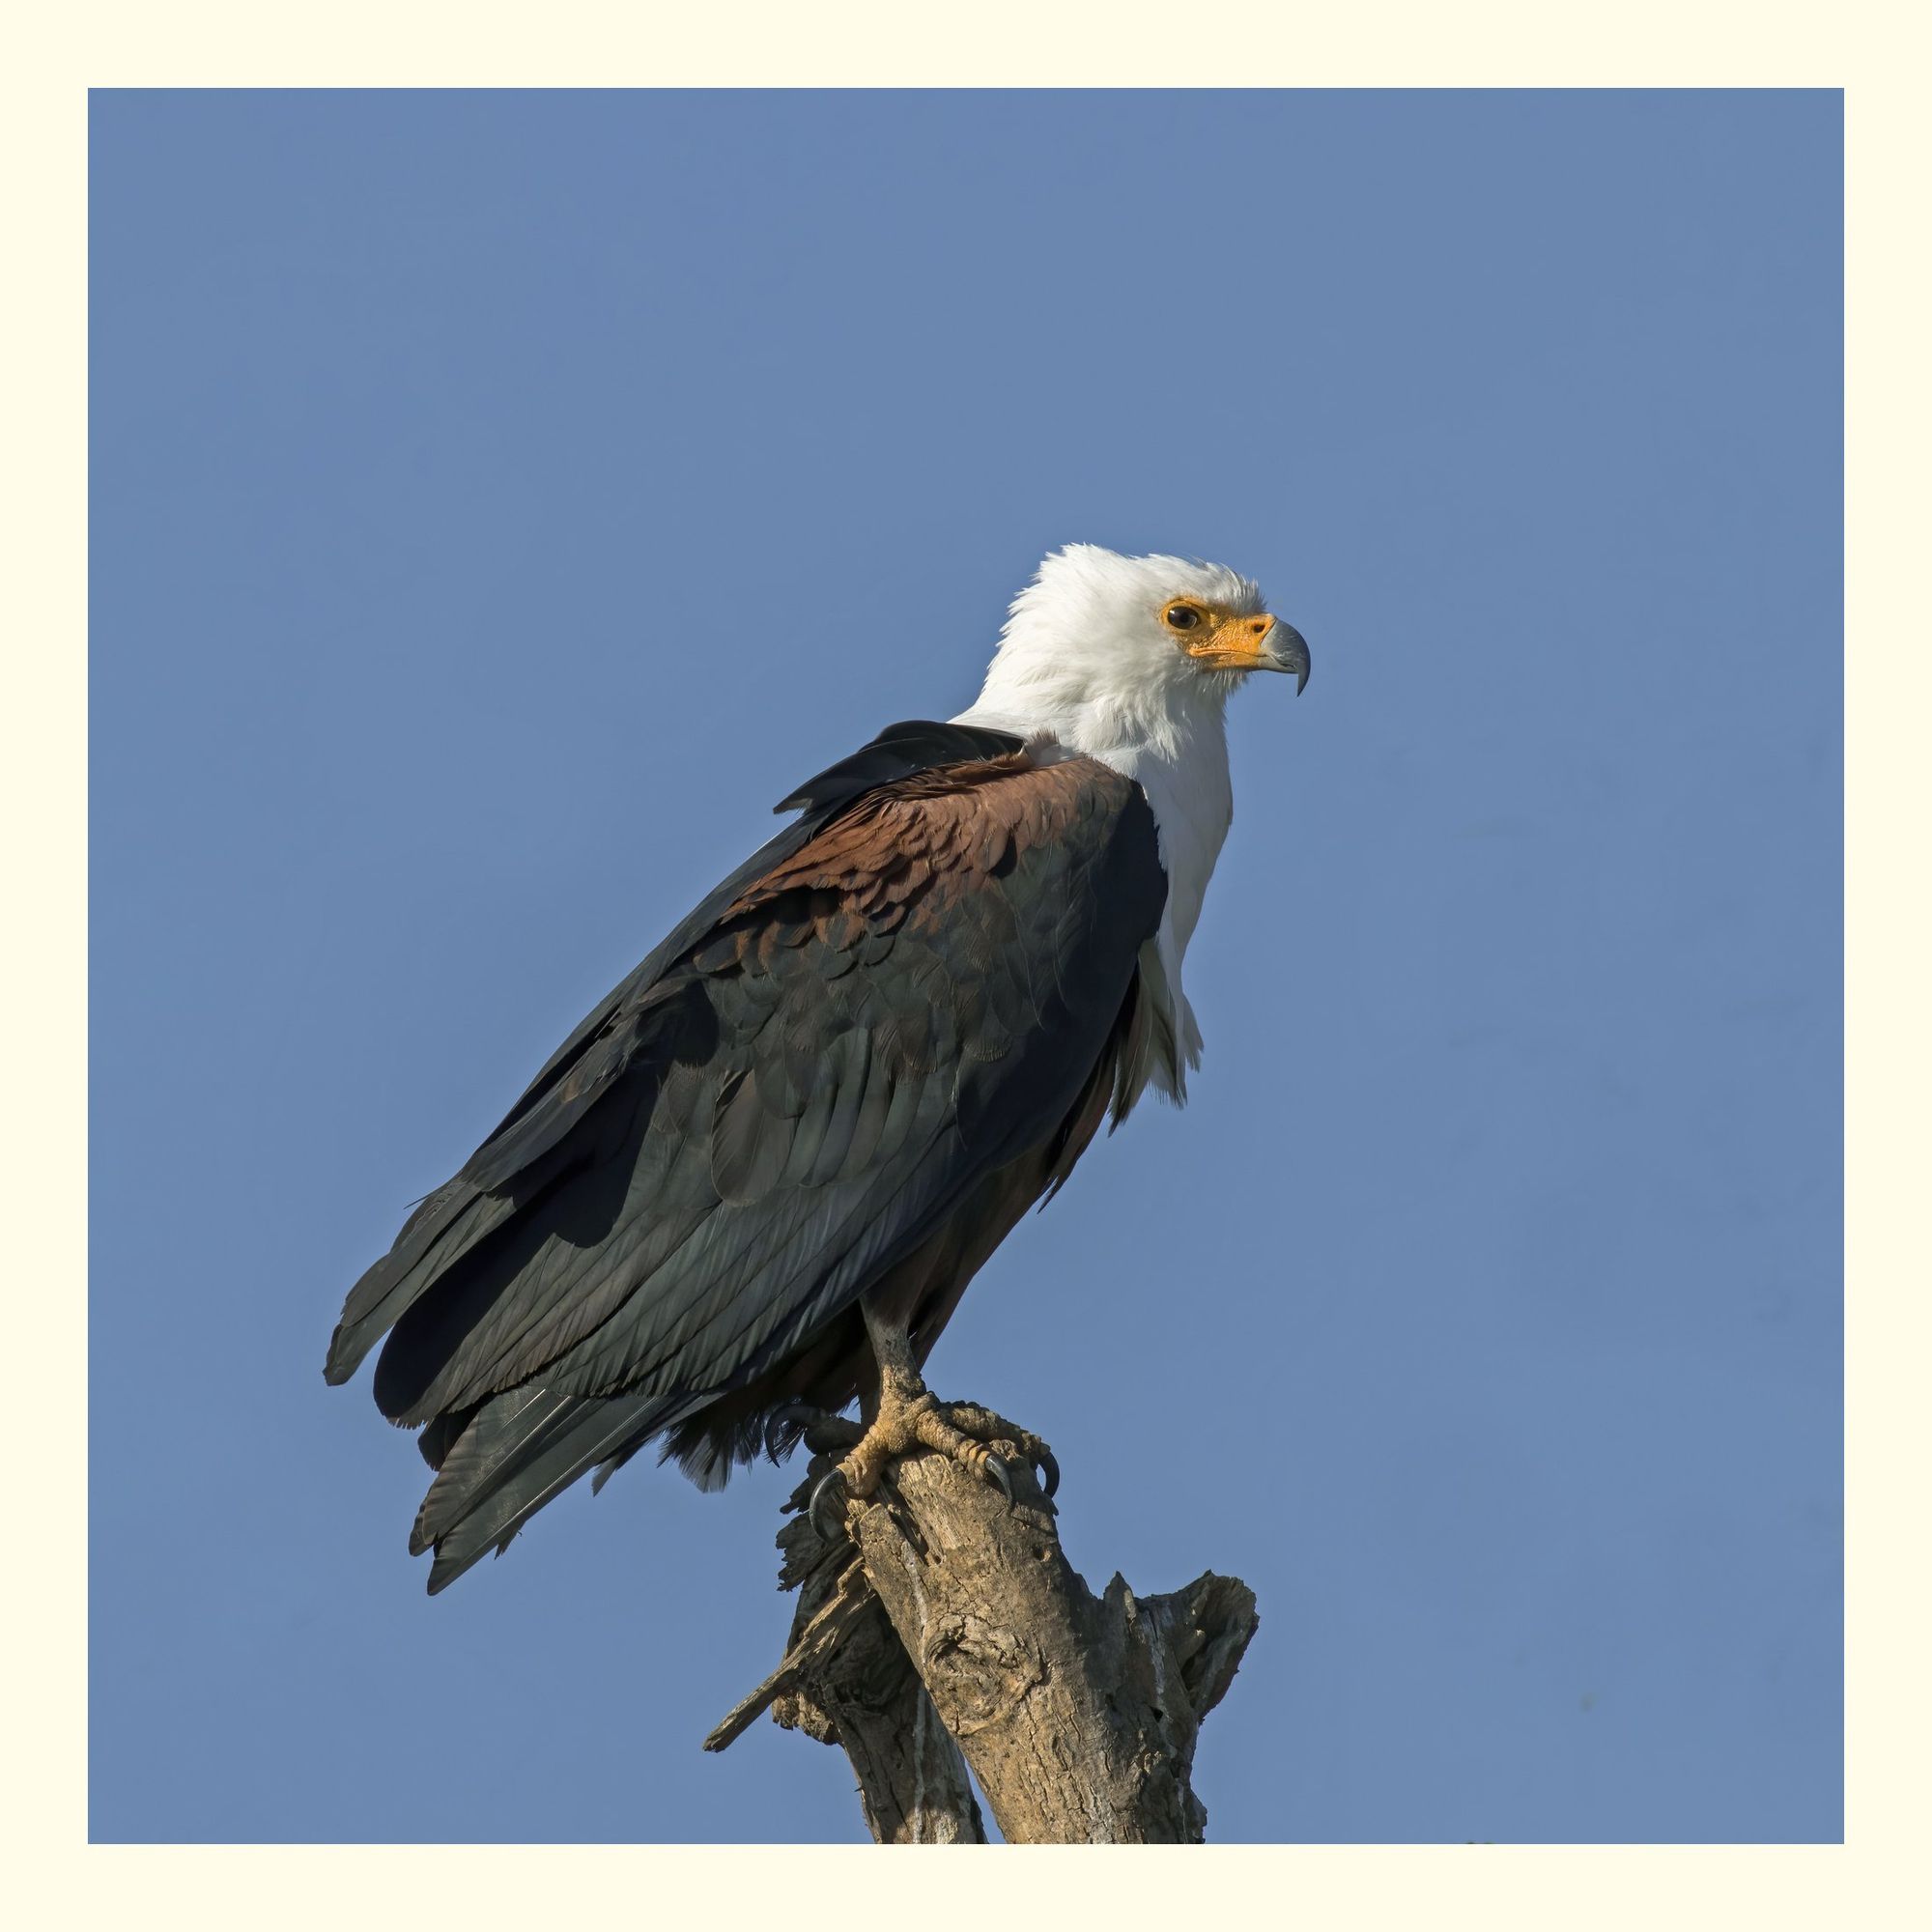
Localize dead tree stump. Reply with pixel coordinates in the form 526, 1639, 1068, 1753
706, 1437, 1259, 1843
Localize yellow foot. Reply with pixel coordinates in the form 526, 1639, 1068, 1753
780, 1391, 1060, 1539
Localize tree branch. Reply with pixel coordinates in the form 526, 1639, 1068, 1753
709, 1439, 1258, 1843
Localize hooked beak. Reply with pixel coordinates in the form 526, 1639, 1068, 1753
1257, 618, 1312, 695
1189, 611, 1314, 690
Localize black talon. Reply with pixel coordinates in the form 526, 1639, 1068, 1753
983, 1455, 1013, 1506
762, 1407, 800, 1464
769, 1402, 861, 1462
809, 1468, 848, 1541
764, 1402, 819, 1463
1035, 1446, 1061, 1499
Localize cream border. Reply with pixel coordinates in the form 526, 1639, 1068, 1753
12, 4, 1912, 1923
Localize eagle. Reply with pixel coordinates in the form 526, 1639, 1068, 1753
326, 545, 1310, 1591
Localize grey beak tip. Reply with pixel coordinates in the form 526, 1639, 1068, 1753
1268, 619, 1311, 695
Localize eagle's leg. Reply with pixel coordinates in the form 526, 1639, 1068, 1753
800, 1298, 1058, 1539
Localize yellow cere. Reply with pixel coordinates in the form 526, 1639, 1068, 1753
1161, 599, 1278, 670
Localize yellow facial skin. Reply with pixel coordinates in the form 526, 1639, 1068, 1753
1160, 597, 1282, 671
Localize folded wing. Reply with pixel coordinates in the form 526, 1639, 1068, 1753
326, 723, 1166, 1590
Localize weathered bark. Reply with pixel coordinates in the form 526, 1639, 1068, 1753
706, 1540, 985, 1841
707, 1440, 1258, 1843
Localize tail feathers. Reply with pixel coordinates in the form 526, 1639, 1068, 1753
416, 1404, 478, 1471
413, 1383, 701, 1595
410, 1384, 578, 1554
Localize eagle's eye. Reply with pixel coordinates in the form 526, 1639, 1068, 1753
1164, 603, 1204, 632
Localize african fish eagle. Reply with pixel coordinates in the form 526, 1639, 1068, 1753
326, 544, 1310, 1591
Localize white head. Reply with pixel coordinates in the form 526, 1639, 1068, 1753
966, 544, 1309, 753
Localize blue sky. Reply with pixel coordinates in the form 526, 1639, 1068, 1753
89, 89, 1840, 1842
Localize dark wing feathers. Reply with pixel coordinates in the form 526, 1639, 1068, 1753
328, 721, 1166, 1591
324, 724, 1023, 1390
